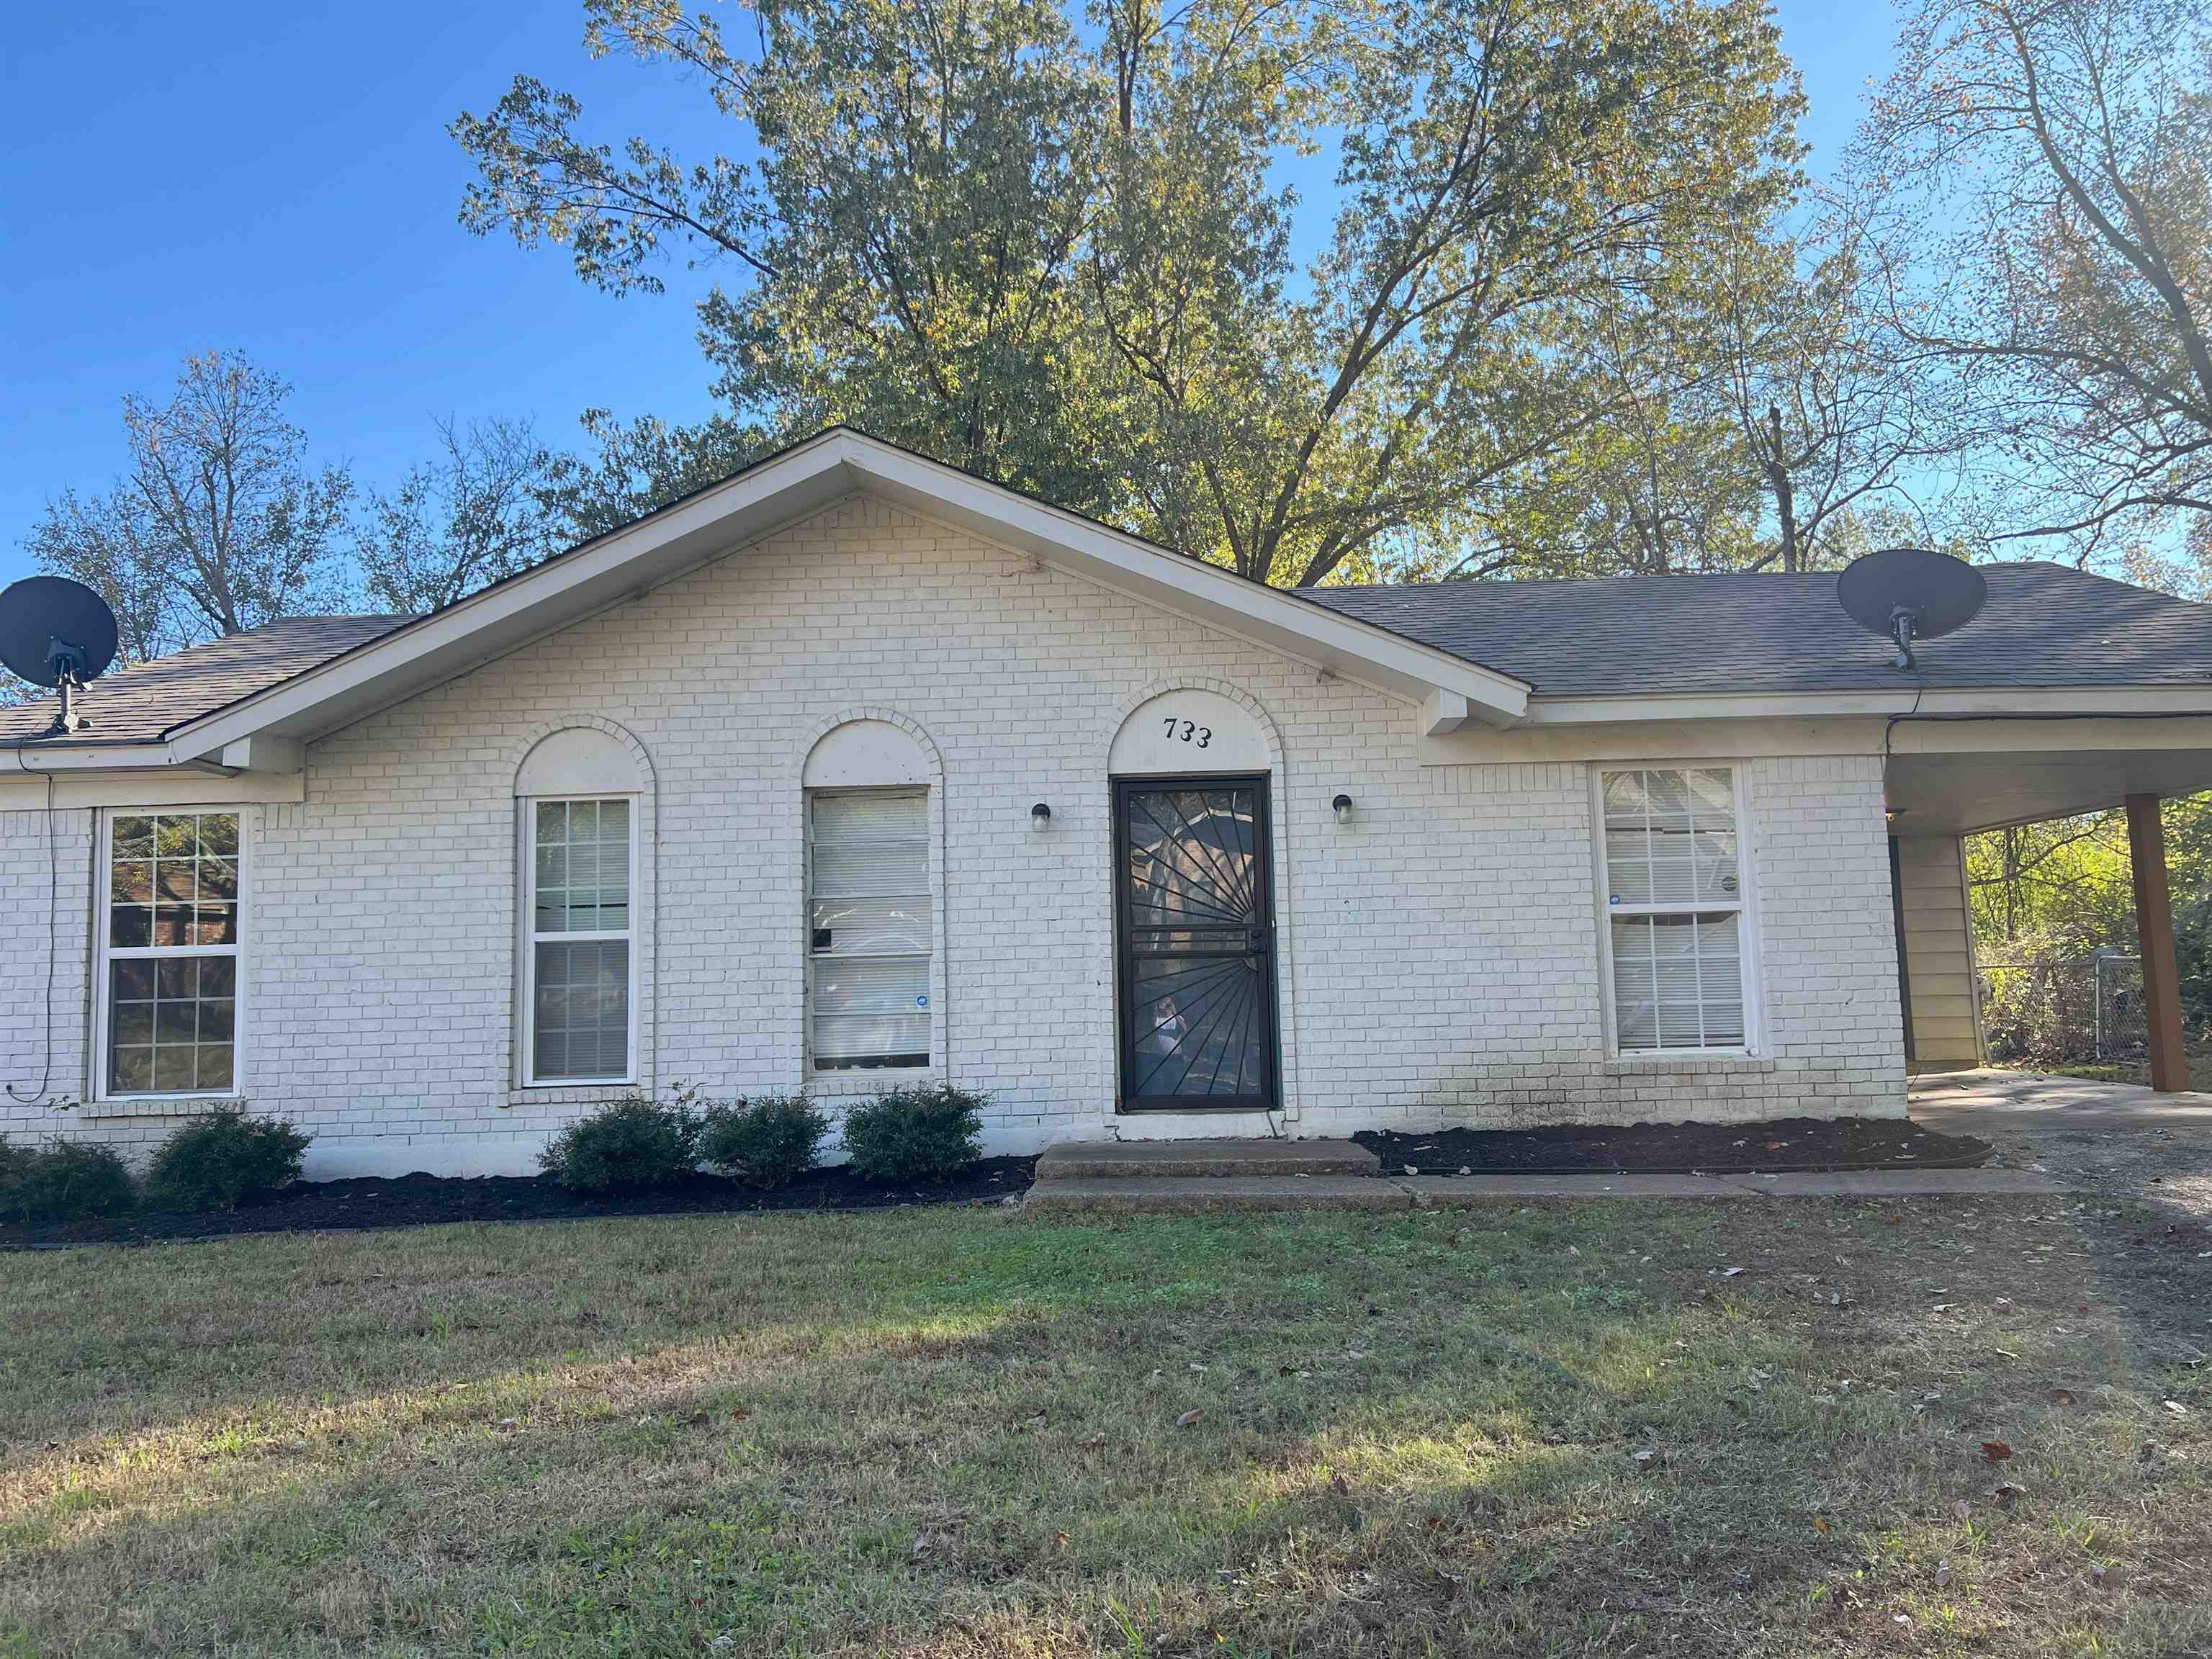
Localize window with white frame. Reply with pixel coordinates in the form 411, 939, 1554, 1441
101, 811, 241, 1097
807, 790, 930, 1069
525, 797, 635, 1082
1599, 768, 1751, 1052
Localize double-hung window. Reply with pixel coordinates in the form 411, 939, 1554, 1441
100, 811, 241, 1097
1599, 767, 1753, 1052
807, 790, 930, 1069
525, 797, 635, 1083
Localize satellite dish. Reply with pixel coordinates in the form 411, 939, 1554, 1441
1837, 547, 1987, 671
0, 576, 120, 734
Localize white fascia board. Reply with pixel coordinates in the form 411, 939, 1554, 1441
1524, 685, 2212, 724
0, 743, 179, 772
0, 767, 303, 809
166, 430, 863, 757
165, 429, 1532, 754
1888, 715, 2212, 755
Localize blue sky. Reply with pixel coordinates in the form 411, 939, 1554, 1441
0, 1, 1897, 589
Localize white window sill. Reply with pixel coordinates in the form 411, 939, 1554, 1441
507, 1081, 639, 1108
808, 1066, 940, 1096
81, 1094, 243, 1119
1604, 1052, 1774, 1076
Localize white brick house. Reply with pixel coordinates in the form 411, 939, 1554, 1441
7, 429, 2212, 1177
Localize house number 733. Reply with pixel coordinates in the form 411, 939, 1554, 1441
1163, 718, 1212, 747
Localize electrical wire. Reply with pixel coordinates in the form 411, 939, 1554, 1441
6, 745, 58, 1104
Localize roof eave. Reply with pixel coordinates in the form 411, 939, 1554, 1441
1521, 684, 2212, 724
163, 429, 1531, 757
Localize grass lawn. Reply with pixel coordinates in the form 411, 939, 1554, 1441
2, 1194, 2208, 1657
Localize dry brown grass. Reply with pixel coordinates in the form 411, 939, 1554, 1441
1, 1190, 2207, 1657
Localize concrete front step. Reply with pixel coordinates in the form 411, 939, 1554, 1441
1035, 1138, 1380, 1182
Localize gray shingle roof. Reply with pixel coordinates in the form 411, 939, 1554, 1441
0, 616, 411, 746
1303, 562, 2212, 698
4, 557, 2206, 750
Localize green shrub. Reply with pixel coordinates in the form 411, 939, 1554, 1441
0, 1137, 138, 1225
537, 1091, 703, 1192
701, 1094, 828, 1189
146, 1107, 312, 1210
840, 1083, 986, 1184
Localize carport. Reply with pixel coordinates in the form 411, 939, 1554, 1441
1884, 715, 2212, 1091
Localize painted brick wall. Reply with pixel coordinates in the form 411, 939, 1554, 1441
0, 497, 1907, 1171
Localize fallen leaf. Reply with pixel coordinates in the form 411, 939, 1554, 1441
2050, 1388, 2074, 1406
1053, 1530, 1070, 1549
1175, 1409, 1206, 1428
1632, 1447, 1664, 1469
1812, 1515, 1830, 1533
1993, 1482, 2026, 1508
1981, 1441, 2014, 1463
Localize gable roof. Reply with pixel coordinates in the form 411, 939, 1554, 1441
0, 616, 410, 746
23, 428, 1528, 770
8, 426, 2211, 773
1305, 563, 2212, 699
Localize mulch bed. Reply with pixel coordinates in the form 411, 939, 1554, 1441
1354, 1117, 1992, 1177
0, 1156, 1039, 1251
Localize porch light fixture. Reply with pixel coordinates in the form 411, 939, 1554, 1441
1333, 792, 1354, 824
1030, 801, 1053, 832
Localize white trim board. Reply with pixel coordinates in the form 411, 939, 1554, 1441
154, 432, 1529, 761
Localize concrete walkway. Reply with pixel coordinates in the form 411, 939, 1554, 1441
1022, 1135, 2064, 1215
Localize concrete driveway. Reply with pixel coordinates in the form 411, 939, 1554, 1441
1910, 1067, 2212, 1138
1912, 1067, 2212, 1220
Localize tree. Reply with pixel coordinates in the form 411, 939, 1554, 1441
24, 351, 354, 652
1709, 217, 1943, 572
360, 416, 559, 613
1851, 0, 2212, 565
535, 407, 772, 543
454, 0, 1808, 586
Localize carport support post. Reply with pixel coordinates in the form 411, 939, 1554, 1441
2126, 793, 2190, 1092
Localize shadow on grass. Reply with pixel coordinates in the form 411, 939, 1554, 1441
1, 1201, 2208, 1655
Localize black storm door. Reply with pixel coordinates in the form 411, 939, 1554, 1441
1115, 777, 1278, 1110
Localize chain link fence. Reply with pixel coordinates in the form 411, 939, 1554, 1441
1979, 949, 2144, 1066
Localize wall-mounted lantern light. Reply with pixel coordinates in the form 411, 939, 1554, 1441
1030, 801, 1053, 832
1332, 793, 1354, 825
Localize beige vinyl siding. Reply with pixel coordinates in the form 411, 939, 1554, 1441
1895, 834, 1984, 1071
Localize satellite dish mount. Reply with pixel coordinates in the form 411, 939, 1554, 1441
1883, 604, 1924, 671
0, 577, 122, 737
44, 637, 94, 735
1835, 548, 1988, 675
